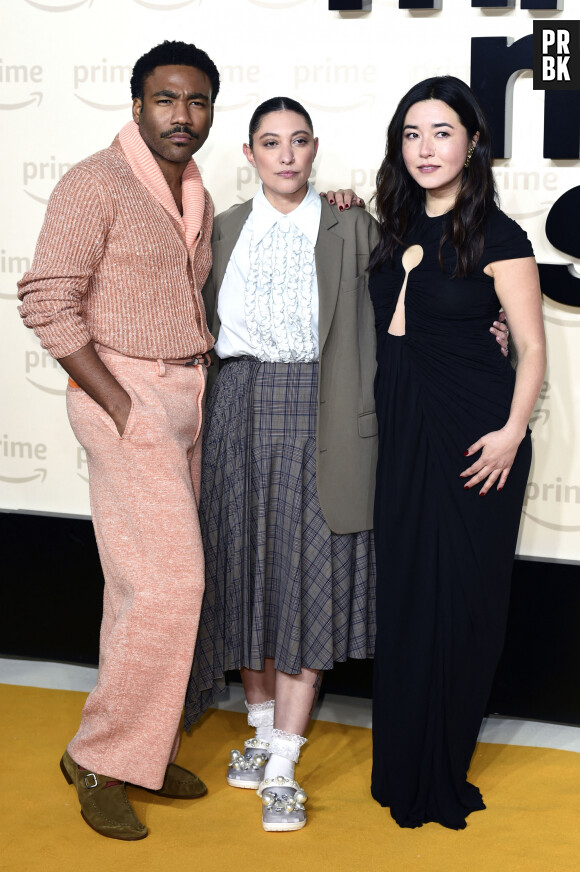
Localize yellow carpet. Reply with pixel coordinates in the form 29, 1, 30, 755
1, 684, 579, 872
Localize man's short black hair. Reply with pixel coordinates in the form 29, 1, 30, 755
131, 40, 220, 103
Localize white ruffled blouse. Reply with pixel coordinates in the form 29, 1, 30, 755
214, 183, 321, 362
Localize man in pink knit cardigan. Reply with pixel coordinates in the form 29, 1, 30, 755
18, 41, 221, 841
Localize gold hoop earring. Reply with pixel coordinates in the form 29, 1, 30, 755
464, 146, 475, 168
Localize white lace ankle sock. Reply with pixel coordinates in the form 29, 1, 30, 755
265, 753, 295, 781
263, 729, 307, 782
246, 699, 275, 744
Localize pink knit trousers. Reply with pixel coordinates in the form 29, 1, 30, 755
66, 349, 206, 789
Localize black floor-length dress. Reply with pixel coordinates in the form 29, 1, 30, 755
369, 208, 534, 829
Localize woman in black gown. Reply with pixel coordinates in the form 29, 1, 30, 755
368, 77, 545, 830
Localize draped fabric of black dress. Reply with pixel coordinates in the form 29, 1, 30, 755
369, 208, 534, 830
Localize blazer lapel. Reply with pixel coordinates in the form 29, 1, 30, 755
209, 200, 253, 334
316, 197, 343, 354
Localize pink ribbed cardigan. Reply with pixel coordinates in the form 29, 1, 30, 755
17, 133, 214, 360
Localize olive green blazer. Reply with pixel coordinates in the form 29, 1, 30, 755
202, 196, 380, 534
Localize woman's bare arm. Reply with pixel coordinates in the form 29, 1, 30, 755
461, 256, 546, 494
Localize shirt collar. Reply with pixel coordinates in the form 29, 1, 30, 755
252, 183, 321, 247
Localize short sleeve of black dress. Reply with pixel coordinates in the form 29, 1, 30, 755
477, 208, 534, 272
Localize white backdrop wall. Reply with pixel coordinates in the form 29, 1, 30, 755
0, 0, 578, 562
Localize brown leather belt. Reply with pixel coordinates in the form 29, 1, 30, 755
95, 343, 212, 368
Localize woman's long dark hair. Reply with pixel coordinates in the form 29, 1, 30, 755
248, 96, 314, 147
368, 76, 498, 277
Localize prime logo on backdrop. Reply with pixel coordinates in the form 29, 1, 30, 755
1, 0, 578, 545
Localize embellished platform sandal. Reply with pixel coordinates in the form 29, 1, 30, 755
257, 775, 308, 832
227, 738, 271, 789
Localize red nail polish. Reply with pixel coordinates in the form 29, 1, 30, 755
338, 205, 344, 211
464, 450, 469, 456
479, 491, 486, 497
329, 199, 334, 205
463, 484, 469, 490
345, 203, 350, 209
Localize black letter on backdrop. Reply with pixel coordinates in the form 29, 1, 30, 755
399, 1, 439, 9
471, 35, 580, 159
329, 2, 561, 14
521, 1, 560, 8
472, 1, 560, 7
541, 186, 580, 308
329, 1, 371, 9
543, 90, 580, 158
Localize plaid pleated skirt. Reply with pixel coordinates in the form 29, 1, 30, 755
184, 358, 376, 728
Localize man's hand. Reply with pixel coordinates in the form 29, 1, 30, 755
320, 189, 365, 210
60, 344, 132, 436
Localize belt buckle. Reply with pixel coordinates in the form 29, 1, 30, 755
185, 353, 211, 368
84, 773, 98, 789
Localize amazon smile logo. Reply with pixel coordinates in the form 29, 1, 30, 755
302, 94, 375, 113
247, 0, 312, 8
215, 93, 260, 113
0, 59, 44, 110
24, 0, 93, 10
75, 94, 131, 111
0, 92, 42, 110
0, 433, 48, 486
216, 64, 262, 112
132, 0, 200, 8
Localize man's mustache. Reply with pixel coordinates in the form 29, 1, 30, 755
161, 126, 198, 139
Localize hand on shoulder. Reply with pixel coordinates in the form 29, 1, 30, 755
320, 189, 366, 211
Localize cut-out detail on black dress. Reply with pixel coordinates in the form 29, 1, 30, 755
369, 208, 534, 830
